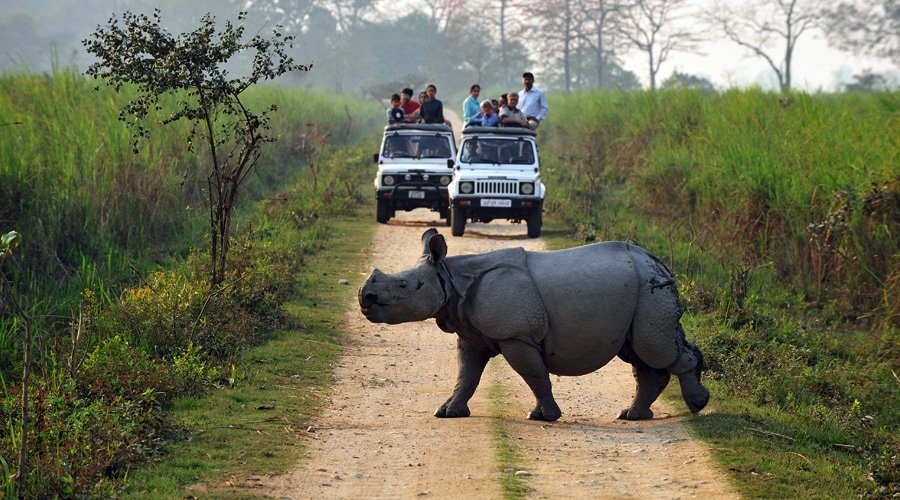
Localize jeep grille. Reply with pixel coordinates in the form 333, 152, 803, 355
476, 180, 519, 195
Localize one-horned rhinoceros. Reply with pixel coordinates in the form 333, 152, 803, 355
358, 229, 709, 421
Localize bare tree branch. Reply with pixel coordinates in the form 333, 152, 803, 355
619, 0, 699, 90
709, 0, 827, 91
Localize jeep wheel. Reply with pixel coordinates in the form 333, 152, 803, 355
376, 199, 390, 224
526, 209, 542, 238
439, 207, 451, 227
450, 207, 466, 236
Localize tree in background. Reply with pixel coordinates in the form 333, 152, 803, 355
619, 0, 698, 91
710, 0, 827, 92
524, 0, 582, 91
661, 70, 717, 91
480, 0, 527, 88
825, 0, 899, 65
843, 69, 893, 91
577, 0, 628, 88
83, 10, 309, 285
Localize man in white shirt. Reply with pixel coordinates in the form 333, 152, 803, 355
518, 72, 548, 129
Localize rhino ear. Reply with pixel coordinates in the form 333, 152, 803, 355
421, 229, 438, 253
424, 231, 447, 264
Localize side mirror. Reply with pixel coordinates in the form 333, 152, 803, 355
447, 159, 454, 169
373, 153, 379, 163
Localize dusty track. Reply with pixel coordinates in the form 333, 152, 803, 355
257, 211, 738, 499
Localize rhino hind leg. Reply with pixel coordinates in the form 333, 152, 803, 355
669, 336, 709, 414
617, 340, 670, 420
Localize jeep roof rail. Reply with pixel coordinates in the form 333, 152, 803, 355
384, 123, 453, 133
461, 126, 536, 137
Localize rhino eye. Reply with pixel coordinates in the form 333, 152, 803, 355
416, 280, 424, 290
398, 279, 408, 288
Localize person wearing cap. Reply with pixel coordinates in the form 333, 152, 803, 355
462, 84, 482, 124
518, 71, 548, 129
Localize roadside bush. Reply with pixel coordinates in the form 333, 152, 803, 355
79, 335, 174, 402
1, 376, 165, 497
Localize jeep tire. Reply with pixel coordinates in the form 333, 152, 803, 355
526, 209, 542, 238
376, 199, 390, 224
450, 206, 466, 236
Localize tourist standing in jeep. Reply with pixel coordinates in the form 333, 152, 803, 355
419, 84, 449, 125
462, 84, 481, 125
518, 71, 548, 129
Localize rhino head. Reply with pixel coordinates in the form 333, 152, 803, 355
359, 229, 449, 324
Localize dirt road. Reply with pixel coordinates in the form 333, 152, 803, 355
258, 211, 738, 499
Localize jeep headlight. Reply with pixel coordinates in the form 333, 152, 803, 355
520, 182, 535, 195
383, 175, 395, 186
439, 175, 451, 186
460, 181, 474, 194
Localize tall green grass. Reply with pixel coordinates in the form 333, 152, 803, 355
541, 88, 898, 320
0, 69, 380, 374
0, 67, 381, 495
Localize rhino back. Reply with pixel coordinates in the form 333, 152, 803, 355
525, 242, 639, 375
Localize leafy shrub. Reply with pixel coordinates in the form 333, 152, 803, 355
1, 376, 165, 497
170, 341, 209, 397
79, 335, 174, 402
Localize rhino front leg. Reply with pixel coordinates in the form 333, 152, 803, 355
435, 339, 492, 418
498, 340, 561, 421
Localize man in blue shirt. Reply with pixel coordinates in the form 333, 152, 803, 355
462, 84, 481, 125
518, 72, 548, 129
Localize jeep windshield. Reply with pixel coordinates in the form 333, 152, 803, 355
458, 138, 535, 165
382, 134, 453, 159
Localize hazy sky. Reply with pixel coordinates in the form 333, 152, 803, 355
387, 0, 895, 91
630, 26, 896, 91
561, 0, 895, 91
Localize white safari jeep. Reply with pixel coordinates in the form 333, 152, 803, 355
373, 124, 456, 224
448, 126, 545, 237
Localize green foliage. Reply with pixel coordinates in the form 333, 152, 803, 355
0, 375, 164, 497
80, 335, 173, 402
541, 88, 899, 321
83, 9, 312, 286
171, 342, 209, 397
0, 66, 380, 495
0, 70, 378, 359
